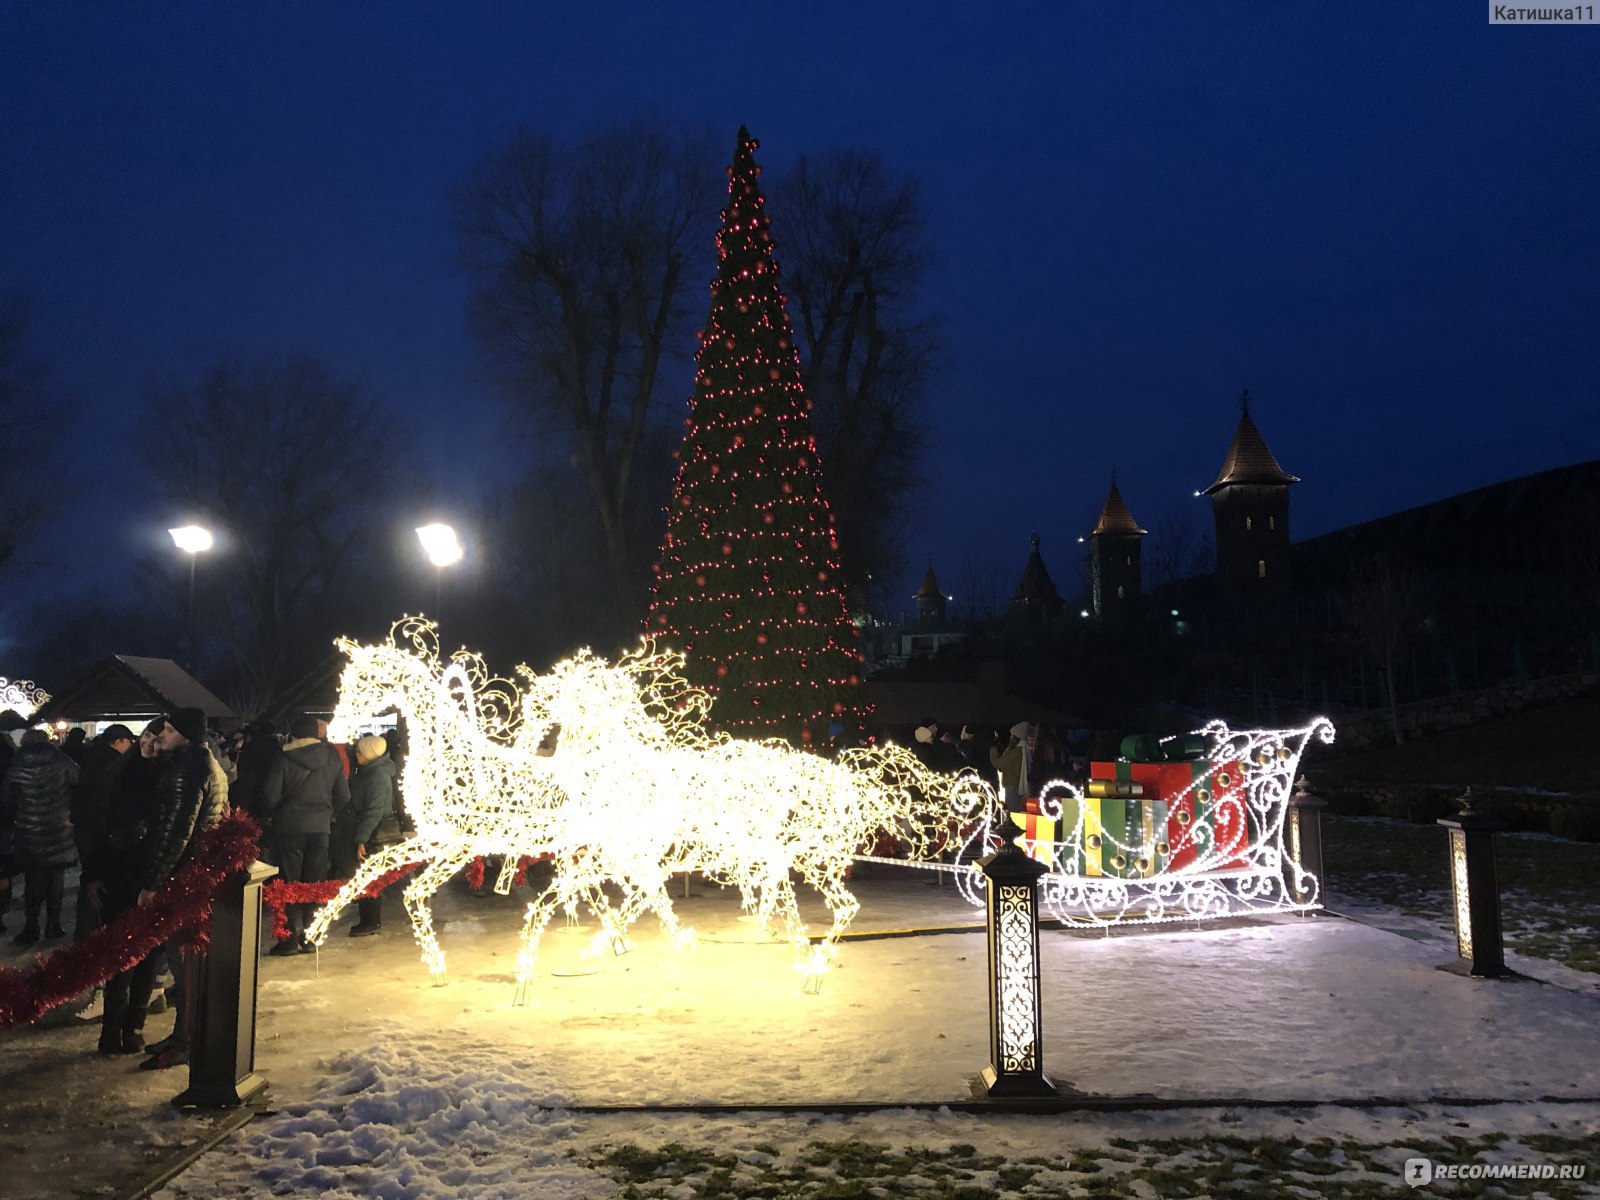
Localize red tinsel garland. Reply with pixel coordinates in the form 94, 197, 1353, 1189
0, 810, 263, 1030
261, 855, 551, 940
261, 865, 421, 941
462, 854, 545, 891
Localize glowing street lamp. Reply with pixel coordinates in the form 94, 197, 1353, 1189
169, 524, 214, 672
416, 523, 463, 621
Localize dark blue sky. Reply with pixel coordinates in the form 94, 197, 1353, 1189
3, 3, 1596, 629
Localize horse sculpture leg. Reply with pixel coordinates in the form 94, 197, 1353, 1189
804, 863, 863, 994
304, 839, 422, 947
493, 855, 521, 895
403, 844, 476, 981
512, 884, 563, 1006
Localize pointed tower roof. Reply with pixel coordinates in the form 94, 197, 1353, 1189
1202, 390, 1300, 495
1011, 533, 1061, 606
1091, 473, 1148, 537
914, 563, 943, 600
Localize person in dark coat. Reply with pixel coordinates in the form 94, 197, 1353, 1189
93, 719, 166, 1055
260, 714, 348, 954
126, 708, 229, 1068
230, 719, 281, 824
2, 728, 81, 943
61, 726, 88, 763
335, 735, 402, 937
69, 724, 135, 939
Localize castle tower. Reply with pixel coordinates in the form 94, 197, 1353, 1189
1202, 390, 1298, 604
914, 563, 947, 624
1089, 473, 1147, 619
1008, 533, 1063, 619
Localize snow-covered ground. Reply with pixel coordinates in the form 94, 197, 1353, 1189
3, 866, 1598, 1198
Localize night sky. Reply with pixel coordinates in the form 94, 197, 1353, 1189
3, 4, 1596, 632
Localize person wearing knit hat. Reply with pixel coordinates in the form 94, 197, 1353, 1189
336, 733, 402, 937
164, 707, 208, 747
123, 701, 229, 1067
989, 721, 1039, 812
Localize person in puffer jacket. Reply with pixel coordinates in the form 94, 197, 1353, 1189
2, 728, 81, 944
259, 715, 349, 954
124, 707, 229, 1069
134, 709, 230, 901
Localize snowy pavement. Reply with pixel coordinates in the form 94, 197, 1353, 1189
3, 865, 1598, 1197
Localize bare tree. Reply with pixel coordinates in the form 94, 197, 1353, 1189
956, 555, 1009, 623
0, 294, 64, 580
1342, 555, 1428, 746
773, 150, 935, 609
1145, 503, 1214, 589
455, 122, 722, 638
140, 356, 399, 714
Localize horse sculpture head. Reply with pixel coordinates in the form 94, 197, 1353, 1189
514, 639, 719, 761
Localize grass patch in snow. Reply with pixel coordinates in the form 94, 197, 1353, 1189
584, 1126, 1600, 1199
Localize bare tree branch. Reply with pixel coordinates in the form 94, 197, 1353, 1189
456, 121, 720, 637
773, 150, 936, 609
139, 356, 399, 713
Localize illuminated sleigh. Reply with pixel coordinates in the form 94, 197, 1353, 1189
950, 719, 1335, 926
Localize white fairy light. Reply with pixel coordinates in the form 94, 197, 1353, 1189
0, 677, 49, 719
307, 618, 983, 993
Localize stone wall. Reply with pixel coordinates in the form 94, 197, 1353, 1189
1326, 669, 1600, 753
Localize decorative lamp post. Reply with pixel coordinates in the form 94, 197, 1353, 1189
173, 858, 278, 1108
1283, 776, 1327, 910
980, 811, 1057, 1099
168, 525, 214, 673
1437, 788, 1509, 978
415, 523, 464, 624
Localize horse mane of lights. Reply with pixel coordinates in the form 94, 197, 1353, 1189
313, 618, 988, 994
0, 677, 49, 719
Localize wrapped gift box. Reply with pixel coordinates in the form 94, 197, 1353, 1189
1082, 763, 1172, 879
1090, 740, 1263, 877
1020, 811, 1057, 868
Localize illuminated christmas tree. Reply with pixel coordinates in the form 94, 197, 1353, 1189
645, 127, 868, 747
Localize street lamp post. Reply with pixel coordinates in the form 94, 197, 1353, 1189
169, 525, 214, 673
415, 523, 463, 628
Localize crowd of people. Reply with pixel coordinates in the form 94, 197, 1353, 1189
908, 716, 1086, 809
0, 710, 404, 1070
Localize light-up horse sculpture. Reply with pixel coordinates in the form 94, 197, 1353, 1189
306, 623, 571, 976
311, 619, 987, 993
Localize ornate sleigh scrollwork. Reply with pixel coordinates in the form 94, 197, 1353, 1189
951, 719, 1335, 927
